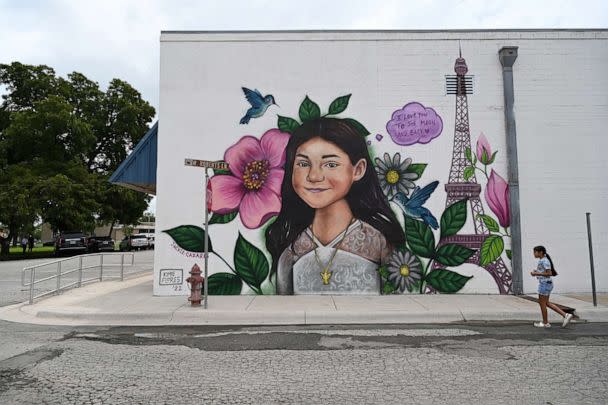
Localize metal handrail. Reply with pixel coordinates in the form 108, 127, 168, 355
21, 252, 135, 304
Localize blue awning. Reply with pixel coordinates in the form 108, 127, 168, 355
109, 122, 158, 194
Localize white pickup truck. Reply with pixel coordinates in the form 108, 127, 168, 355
119, 234, 149, 251
139, 233, 155, 249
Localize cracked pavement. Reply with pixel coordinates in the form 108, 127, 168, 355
1, 321, 607, 404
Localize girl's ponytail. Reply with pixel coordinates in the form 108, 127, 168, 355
546, 253, 558, 276
534, 245, 557, 276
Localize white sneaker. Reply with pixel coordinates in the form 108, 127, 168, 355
562, 313, 574, 328
534, 322, 551, 328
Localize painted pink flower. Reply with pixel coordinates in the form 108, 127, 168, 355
485, 170, 510, 228
209, 129, 290, 229
476, 133, 493, 165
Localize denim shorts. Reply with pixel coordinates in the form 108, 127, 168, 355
538, 281, 553, 296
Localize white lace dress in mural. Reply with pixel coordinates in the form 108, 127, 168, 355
276, 220, 392, 295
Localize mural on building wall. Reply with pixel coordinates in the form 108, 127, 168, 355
163, 53, 514, 295
386, 102, 443, 146
239, 87, 278, 124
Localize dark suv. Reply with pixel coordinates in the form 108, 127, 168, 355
86, 236, 115, 253
54, 232, 87, 256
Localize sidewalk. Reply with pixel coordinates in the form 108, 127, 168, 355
1, 273, 607, 326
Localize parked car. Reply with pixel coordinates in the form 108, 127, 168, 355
119, 234, 149, 251
139, 232, 155, 250
54, 231, 87, 256
86, 236, 115, 253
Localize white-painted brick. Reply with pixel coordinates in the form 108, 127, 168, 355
157, 30, 607, 295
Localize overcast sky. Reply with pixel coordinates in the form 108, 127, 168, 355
1, 0, 606, 212
2, 0, 606, 114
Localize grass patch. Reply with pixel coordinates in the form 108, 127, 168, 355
1, 245, 56, 261
9, 246, 55, 254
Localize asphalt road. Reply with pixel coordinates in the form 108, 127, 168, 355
1, 321, 607, 404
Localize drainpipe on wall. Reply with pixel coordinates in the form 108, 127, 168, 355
499, 46, 523, 295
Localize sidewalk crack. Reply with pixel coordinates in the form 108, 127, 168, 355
244, 296, 256, 311
170, 303, 187, 323
459, 309, 467, 322
330, 295, 338, 310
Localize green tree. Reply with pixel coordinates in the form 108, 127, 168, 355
0, 164, 39, 254
96, 183, 151, 237
0, 62, 155, 253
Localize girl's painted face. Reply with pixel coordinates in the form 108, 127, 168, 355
292, 137, 366, 209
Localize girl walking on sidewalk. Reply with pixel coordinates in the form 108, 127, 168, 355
530, 245, 573, 328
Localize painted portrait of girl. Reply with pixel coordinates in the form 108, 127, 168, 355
265, 117, 405, 295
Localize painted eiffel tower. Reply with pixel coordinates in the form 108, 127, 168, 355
433, 48, 512, 294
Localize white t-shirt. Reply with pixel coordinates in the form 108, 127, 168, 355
535, 257, 552, 282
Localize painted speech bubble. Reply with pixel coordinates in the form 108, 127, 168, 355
386, 102, 443, 146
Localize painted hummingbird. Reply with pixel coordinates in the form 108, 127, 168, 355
239, 87, 278, 124
390, 180, 440, 229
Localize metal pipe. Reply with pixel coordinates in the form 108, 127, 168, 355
498, 46, 522, 295
78, 256, 83, 287
57, 261, 62, 295
22, 253, 136, 305
204, 168, 210, 309
586, 213, 597, 307
22, 266, 28, 286
29, 267, 35, 304
120, 254, 124, 281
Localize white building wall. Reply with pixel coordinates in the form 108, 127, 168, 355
514, 37, 608, 293
157, 30, 607, 296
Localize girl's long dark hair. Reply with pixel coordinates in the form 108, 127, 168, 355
534, 245, 557, 274
266, 117, 405, 275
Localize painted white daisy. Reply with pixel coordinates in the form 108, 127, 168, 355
387, 250, 422, 293
374, 152, 418, 197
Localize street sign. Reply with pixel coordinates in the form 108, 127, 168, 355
182, 157, 229, 310
184, 159, 229, 170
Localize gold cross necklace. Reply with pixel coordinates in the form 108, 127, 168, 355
312, 218, 354, 285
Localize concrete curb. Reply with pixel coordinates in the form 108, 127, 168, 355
3, 304, 605, 327
1, 274, 607, 326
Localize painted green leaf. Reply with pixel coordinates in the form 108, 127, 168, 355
435, 244, 475, 267
406, 163, 427, 179
440, 199, 468, 238
463, 166, 475, 181
207, 272, 243, 295
465, 147, 473, 163
163, 225, 212, 253
377, 265, 390, 279
479, 235, 505, 265
478, 214, 500, 233
489, 150, 498, 164
506, 249, 512, 260
298, 96, 321, 122
343, 118, 371, 137
425, 269, 473, 293
327, 94, 351, 115
209, 211, 238, 225
383, 282, 397, 295
481, 149, 489, 164
213, 168, 230, 176
405, 216, 435, 258
233, 233, 269, 290
277, 115, 300, 134
411, 278, 423, 293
